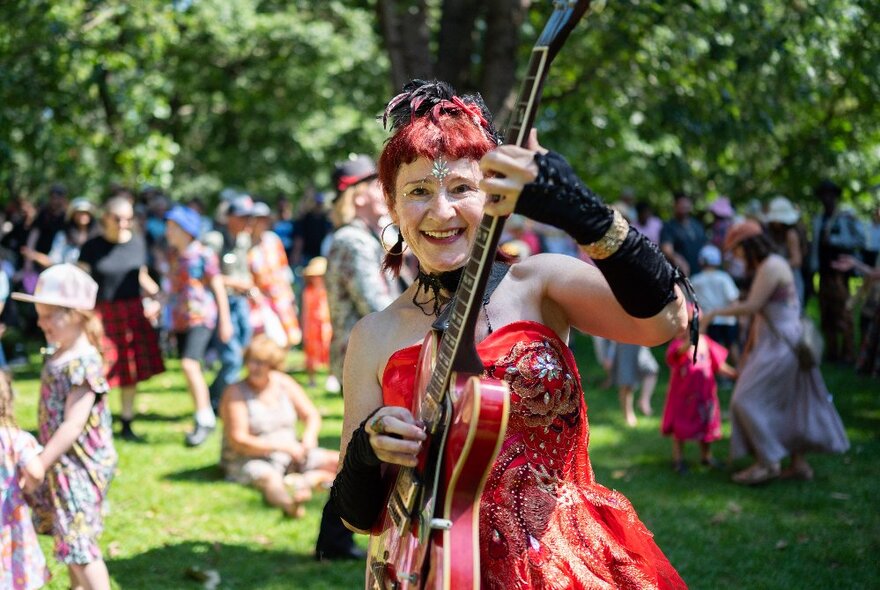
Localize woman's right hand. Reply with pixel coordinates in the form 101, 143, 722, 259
365, 406, 427, 467
280, 441, 306, 464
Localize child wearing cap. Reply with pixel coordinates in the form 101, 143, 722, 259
165, 206, 233, 447
691, 244, 741, 357
11, 263, 117, 590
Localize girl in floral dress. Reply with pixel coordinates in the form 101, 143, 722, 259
12, 264, 117, 590
1, 374, 50, 590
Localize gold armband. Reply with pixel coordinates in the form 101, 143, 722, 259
581, 209, 629, 260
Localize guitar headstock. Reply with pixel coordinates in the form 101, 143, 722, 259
537, 1, 596, 59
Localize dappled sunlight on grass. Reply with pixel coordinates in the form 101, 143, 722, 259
8, 334, 876, 589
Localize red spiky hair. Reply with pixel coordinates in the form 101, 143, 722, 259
378, 80, 505, 275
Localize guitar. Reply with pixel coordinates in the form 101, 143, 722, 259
367, 2, 595, 588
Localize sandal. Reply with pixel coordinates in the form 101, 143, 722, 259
780, 464, 814, 481
732, 463, 780, 485
701, 457, 725, 470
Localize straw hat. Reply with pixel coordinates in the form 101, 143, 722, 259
723, 220, 764, 251
66, 197, 95, 221
764, 196, 800, 225
303, 256, 328, 277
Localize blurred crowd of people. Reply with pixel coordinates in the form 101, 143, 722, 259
0, 173, 873, 587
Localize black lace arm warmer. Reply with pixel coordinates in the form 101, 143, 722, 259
514, 151, 614, 245
330, 414, 385, 531
515, 151, 678, 318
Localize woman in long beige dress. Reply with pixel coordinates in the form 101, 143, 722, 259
704, 221, 849, 485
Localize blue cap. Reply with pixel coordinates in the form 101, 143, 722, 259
165, 205, 202, 239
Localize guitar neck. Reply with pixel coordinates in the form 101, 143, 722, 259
419, 45, 555, 430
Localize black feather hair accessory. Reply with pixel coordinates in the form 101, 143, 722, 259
381, 79, 503, 145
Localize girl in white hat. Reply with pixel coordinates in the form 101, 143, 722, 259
11, 264, 117, 590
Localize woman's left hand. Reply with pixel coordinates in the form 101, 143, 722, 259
480, 129, 547, 217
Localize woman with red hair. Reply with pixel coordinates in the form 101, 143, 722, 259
331, 80, 690, 588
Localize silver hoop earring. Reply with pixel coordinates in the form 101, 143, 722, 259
381, 223, 408, 255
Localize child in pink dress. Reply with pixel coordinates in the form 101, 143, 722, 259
662, 331, 737, 473
1, 374, 50, 590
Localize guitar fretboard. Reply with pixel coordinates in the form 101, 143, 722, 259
420, 45, 550, 432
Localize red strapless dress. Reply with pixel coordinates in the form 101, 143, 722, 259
382, 321, 687, 589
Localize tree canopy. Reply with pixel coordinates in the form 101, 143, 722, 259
2, 0, 877, 214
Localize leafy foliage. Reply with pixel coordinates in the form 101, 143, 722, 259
1, 0, 389, 202
2, 0, 877, 215
538, 0, 880, 212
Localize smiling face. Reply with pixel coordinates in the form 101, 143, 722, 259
391, 156, 485, 275
103, 198, 134, 243
35, 303, 82, 350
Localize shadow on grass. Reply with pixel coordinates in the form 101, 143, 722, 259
164, 463, 225, 483
132, 410, 192, 423
108, 540, 363, 589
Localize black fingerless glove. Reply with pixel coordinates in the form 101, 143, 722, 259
516, 150, 681, 319
514, 150, 614, 245
330, 414, 385, 531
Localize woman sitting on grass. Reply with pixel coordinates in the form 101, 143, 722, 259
220, 335, 338, 517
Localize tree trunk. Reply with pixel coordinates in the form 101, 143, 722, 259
376, 0, 433, 92
436, 0, 481, 92
480, 0, 528, 125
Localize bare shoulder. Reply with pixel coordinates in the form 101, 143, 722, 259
348, 306, 404, 378
223, 382, 246, 402
514, 252, 595, 276
761, 253, 792, 276
272, 370, 302, 391
512, 252, 603, 289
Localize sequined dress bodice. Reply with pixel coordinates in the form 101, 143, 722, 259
382, 321, 686, 589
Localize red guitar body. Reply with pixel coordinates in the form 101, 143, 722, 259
366, 333, 509, 590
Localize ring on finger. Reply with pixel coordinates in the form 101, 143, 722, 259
370, 414, 387, 435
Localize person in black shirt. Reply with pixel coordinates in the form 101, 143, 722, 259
78, 196, 165, 440
292, 190, 333, 268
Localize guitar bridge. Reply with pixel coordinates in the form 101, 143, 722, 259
389, 469, 423, 531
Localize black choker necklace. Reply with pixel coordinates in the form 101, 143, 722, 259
413, 267, 464, 316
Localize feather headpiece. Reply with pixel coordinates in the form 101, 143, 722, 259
381, 79, 503, 145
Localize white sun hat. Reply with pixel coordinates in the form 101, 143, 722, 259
11, 263, 98, 311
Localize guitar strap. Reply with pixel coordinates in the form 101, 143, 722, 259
431, 262, 511, 333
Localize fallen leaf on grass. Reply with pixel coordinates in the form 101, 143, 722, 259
830, 492, 850, 501
611, 470, 627, 480
254, 534, 272, 546
775, 539, 788, 550
725, 501, 743, 514
107, 541, 121, 558
185, 566, 222, 589
710, 512, 726, 525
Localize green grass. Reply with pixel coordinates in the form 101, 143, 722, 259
10, 334, 878, 589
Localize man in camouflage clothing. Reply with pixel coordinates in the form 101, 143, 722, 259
325, 155, 400, 388
316, 154, 400, 561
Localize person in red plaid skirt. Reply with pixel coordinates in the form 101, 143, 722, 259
78, 196, 165, 441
